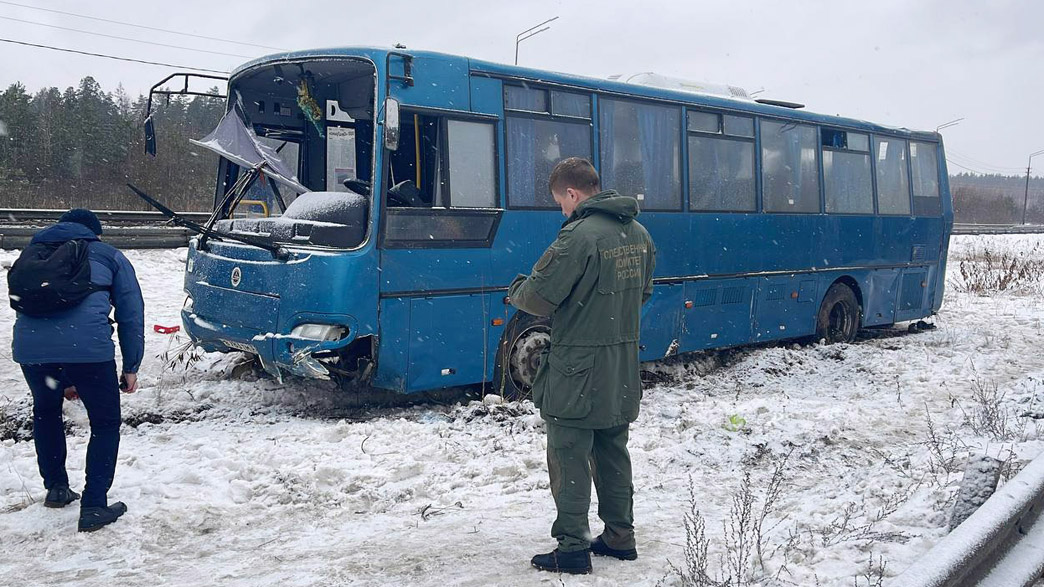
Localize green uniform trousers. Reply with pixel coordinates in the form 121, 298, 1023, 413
546, 422, 635, 552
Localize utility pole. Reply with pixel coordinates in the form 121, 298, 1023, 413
515, 17, 558, 65
1022, 149, 1044, 225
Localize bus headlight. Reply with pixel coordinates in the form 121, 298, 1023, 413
290, 324, 346, 341
183, 294, 193, 313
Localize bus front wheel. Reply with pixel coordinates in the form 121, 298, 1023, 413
493, 314, 550, 401
815, 283, 861, 344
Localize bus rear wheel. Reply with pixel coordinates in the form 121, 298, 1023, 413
493, 314, 550, 401
815, 283, 861, 344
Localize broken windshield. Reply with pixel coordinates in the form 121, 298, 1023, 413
207, 58, 375, 218
195, 57, 376, 248
191, 105, 308, 209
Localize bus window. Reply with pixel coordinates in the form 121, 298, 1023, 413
385, 114, 498, 209
875, 137, 911, 215
446, 120, 497, 208
382, 114, 499, 246
723, 114, 755, 138
505, 85, 548, 113
910, 142, 941, 216
761, 120, 820, 213
599, 98, 682, 210
505, 85, 592, 208
823, 129, 873, 214
386, 113, 442, 206
687, 110, 755, 212
551, 91, 591, 119
687, 111, 720, 133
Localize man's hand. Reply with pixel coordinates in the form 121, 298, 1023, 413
63, 386, 79, 401
120, 373, 139, 394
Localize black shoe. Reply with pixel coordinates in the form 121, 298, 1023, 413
590, 535, 638, 561
531, 549, 592, 574
44, 486, 80, 508
78, 502, 128, 532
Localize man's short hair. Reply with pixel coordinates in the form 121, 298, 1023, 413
549, 157, 601, 196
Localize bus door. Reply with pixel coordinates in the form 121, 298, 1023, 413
375, 108, 502, 392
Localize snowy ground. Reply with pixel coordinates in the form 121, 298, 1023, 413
2, 236, 1043, 587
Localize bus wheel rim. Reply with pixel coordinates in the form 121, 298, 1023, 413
509, 327, 550, 388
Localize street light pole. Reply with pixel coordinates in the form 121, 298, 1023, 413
1022, 149, 1044, 225
515, 16, 558, 65
935, 118, 964, 132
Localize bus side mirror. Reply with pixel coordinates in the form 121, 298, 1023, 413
384, 97, 400, 151
144, 115, 157, 157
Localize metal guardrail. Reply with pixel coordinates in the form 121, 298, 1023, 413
0, 208, 210, 224
0, 208, 207, 249
891, 450, 1044, 586
953, 223, 1044, 235
0, 226, 192, 250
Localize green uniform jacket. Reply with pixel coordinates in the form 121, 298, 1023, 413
509, 190, 656, 429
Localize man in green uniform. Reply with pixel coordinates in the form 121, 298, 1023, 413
509, 157, 656, 574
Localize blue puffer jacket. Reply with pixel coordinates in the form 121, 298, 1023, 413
12, 222, 145, 373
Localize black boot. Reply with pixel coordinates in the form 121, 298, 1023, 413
44, 485, 80, 508
590, 535, 638, 561
531, 549, 592, 574
78, 502, 128, 532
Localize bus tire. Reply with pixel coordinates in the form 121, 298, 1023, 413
492, 313, 551, 401
815, 283, 861, 344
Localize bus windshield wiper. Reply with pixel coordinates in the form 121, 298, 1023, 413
127, 183, 289, 260
198, 162, 266, 251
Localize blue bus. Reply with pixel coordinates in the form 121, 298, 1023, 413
152, 47, 951, 396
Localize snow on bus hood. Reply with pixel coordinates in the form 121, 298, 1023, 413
190, 108, 308, 194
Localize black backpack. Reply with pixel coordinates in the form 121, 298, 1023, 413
8, 239, 106, 316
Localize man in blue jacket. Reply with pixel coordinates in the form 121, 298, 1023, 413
12, 208, 145, 532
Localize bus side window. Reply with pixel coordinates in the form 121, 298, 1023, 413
761, 120, 820, 213
445, 120, 497, 208
823, 129, 873, 215
875, 137, 911, 215
910, 142, 941, 216
386, 116, 498, 209
504, 85, 592, 208
599, 98, 682, 211
387, 114, 442, 206
687, 111, 756, 212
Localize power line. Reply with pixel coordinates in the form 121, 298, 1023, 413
0, 0, 284, 51
946, 159, 986, 174
0, 38, 228, 74
0, 15, 253, 59
946, 149, 1023, 173
947, 154, 1012, 175
947, 156, 1002, 174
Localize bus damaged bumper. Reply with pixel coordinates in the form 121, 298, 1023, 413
182, 307, 359, 380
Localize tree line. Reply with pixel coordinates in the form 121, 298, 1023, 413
0, 77, 1042, 222
951, 173, 1044, 224
0, 77, 222, 212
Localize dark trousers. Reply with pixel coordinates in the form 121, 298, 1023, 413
21, 361, 121, 508
546, 422, 635, 552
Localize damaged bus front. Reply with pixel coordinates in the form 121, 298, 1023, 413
153, 53, 385, 381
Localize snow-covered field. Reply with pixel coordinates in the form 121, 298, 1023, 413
1, 235, 1043, 586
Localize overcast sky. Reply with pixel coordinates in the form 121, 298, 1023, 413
2, 0, 1042, 176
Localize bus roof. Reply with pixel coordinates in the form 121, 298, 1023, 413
232, 46, 940, 142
